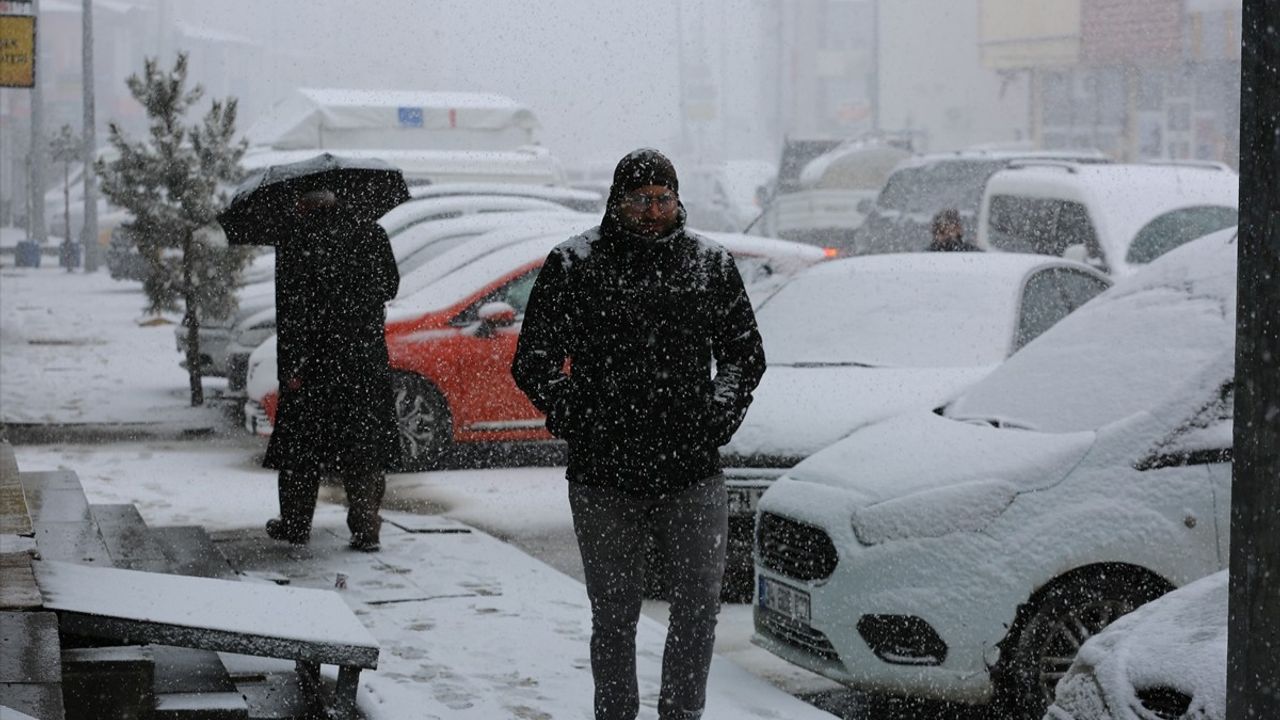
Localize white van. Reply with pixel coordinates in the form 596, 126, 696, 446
977, 162, 1237, 276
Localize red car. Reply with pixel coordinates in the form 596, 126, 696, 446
246, 227, 825, 470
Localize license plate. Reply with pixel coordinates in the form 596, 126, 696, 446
759, 577, 810, 624
727, 487, 764, 515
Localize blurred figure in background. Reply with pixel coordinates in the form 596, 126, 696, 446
928, 208, 981, 252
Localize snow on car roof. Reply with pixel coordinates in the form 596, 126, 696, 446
986, 163, 1238, 271
393, 214, 592, 303
379, 195, 571, 235
947, 227, 1237, 432
409, 182, 603, 207
756, 252, 1076, 368
390, 210, 579, 264
389, 233, 576, 321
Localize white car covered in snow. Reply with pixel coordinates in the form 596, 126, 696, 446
720, 253, 1110, 532
978, 163, 1237, 277
751, 228, 1237, 719
1047, 570, 1227, 720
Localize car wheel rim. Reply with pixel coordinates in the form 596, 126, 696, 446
1036, 597, 1137, 702
395, 385, 439, 461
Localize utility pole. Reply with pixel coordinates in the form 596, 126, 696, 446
869, 0, 879, 133
1228, 1, 1280, 718
80, 0, 98, 271
28, 0, 47, 246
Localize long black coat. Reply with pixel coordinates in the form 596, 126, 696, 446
512, 209, 766, 497
263, 216, 400, 474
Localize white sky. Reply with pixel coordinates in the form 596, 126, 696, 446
169, 0, 756, 168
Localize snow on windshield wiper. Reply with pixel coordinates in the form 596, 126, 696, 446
949, 414, 1038, 431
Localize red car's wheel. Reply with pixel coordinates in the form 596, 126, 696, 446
391, 372, 451, 472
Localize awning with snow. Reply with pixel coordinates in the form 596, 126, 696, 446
245, 88, 542, 153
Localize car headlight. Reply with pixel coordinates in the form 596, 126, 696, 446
236, 322, 277, 350
851, 480, 1018, 545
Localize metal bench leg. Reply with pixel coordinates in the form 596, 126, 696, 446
295, 660, 325, 716
335, 665, 362, 718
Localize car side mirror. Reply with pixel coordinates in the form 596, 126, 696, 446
474, 302, 517, 337
1062, 243, 1089, 263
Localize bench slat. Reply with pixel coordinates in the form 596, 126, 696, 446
33, 560, 378, 670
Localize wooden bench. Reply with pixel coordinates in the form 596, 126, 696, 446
33, 559, 379, 718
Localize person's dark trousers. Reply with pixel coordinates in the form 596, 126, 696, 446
569, 473, 728, 720
276, 468, 385, 541
344, 470, 385, 542
276, 468, 322, 539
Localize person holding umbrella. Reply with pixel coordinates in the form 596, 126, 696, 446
218, 154, 408, 552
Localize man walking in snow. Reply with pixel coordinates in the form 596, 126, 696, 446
512, 148, 766, 720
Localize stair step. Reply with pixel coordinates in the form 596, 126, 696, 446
0, 611, 66, 719
153, 692, 249, 720
61, 645, 154, 720
152, 646, 248, 719
91, 504, 170, 572
18, 470, 111, 566
151, 526, 236, 579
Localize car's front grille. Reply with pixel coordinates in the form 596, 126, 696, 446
755, 607, 840, 661
756, 512, 838, 581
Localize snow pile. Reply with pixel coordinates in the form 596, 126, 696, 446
1050, 571, 1227, 720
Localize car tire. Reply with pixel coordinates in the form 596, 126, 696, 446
994, 566, 1172, 719
391, 372, 452, 472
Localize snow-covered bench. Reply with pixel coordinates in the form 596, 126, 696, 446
33, 559, 379, 718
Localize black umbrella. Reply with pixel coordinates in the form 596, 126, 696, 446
217, 153, 411, 246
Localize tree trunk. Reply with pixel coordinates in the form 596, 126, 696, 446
181, 229, 204, 406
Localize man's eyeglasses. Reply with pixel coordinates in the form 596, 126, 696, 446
622, 192, 678, 211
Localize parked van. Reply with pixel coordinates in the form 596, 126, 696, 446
976, 162, 1238, 276
763, 143, 912, 252
852, 150, 1110, 256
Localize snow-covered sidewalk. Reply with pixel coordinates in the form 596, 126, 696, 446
3, 260, 837, 718
1, 259, 228, 431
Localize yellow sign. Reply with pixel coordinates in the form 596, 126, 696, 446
0, 15, 36, 88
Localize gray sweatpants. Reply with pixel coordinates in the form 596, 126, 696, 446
569, 474, 728, 720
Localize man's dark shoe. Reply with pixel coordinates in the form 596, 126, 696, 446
349, 534, 381, 552
265, 518, 310, 545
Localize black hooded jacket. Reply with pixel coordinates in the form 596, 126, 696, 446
512, 186, 766, 497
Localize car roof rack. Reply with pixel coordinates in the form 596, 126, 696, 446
1003, 159, 1081, 174
1141, 159, 1235, 172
